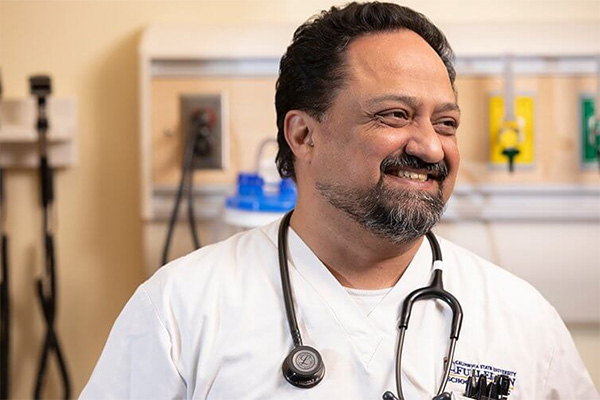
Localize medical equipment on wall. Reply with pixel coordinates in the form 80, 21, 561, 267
497, 56, 523, 173
221, 137, 295, 235
587, 56, 600, 171
30, 75, 71, 400
0, 166, 8, 400
161, 106, 215, 266
0, 68, 11, 400
225, 173, 296, 219
224, 138, 296, 230
278, 211, 475, 400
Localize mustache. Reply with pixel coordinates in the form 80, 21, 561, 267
380, 153, 448, 181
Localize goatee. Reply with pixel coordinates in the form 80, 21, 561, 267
316, 154, 448, 244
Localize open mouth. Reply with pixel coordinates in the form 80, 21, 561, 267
380, 154, 448, 185
384, 166, 439, 183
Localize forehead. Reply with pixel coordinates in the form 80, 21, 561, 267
342, 30, 454, 101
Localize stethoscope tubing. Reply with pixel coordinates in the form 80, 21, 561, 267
278, 211, 303, 347
393, 329, 458, 399
393, 232, 463, 399
278, 210, 463, 399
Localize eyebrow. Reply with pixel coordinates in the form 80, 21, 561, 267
366, 94, 461, 115
434, 102, 461, 115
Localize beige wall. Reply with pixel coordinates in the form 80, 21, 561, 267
1, 1, 599, 398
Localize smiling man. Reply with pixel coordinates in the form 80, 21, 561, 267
282, 28, 461, 291
81, 2, 598, 399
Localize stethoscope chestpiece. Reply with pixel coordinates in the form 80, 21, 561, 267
282, 345, 325, 388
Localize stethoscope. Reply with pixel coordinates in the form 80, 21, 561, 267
277, 210, 463, 400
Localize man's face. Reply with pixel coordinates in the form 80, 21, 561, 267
309, 29, 460, 243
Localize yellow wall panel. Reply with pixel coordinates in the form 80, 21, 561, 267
488, 95, 535, 166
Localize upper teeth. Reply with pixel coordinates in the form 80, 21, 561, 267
397, 170, 428, 181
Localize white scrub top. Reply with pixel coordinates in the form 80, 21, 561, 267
80, 219, 599, 400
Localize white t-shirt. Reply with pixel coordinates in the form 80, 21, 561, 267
345, 286, 392, 317
80, 219, 599, 399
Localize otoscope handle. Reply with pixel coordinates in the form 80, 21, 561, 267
0, 235, 9, 400
37, 113, 48, 131
31, 74, 54, 208
40, 157, 54, 208
0, 168, 4, 203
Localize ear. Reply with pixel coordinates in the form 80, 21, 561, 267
284, 110, 316, 162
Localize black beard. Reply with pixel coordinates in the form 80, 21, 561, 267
316, 155, 447, 244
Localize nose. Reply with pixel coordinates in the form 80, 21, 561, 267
404, 121, 444, 164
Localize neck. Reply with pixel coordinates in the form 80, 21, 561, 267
290, 199, 424, 290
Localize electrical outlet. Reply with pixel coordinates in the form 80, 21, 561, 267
180, 93, 228, 170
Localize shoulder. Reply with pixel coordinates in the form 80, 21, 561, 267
142, 221, 280, 311
437, 236, 556, 324
438, 236, 543, 296
436, 237, 598, 397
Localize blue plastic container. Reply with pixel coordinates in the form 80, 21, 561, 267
225, 173, 296, 212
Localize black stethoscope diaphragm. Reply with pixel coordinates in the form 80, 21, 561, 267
282, 345, 325, 388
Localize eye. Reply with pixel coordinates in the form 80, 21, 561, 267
375, 109, 410, 127
434, 118, 459, 135
382, 110, 408, 119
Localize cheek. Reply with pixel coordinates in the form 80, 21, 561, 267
441, 139, 460, 199
319, 128, 385, 180
441, 136, 460, 169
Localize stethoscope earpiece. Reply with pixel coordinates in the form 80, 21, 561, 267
282, 345, 325, 388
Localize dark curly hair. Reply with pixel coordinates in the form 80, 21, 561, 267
275, 1, 456, 180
